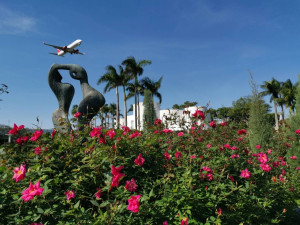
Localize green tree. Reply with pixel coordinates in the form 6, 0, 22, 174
141, 76, 163, 103
260, 78, 281, 130
287, 75, 300, 166
97, 65, 123, 129
228, 97, 252, 124
108, 103, 117, 128
249, 74, 273, 152
100, 104, 109, 128
122, 56, 151, 129
0, 83, 8, 102
281, 79, 297, 117
143, 89, 156, 129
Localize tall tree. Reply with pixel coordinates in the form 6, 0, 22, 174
141, 76, 163, 103
122, 56, 151, 129
281, 79, 297, 116
108, 103, 117, 128
143, 89, 156, 129
260, 78, 281, 130
97, 65, 122, 128
100, 104, 109, 128
119, 66, 131, 127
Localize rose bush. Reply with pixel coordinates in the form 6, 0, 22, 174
0, 119, 299, 224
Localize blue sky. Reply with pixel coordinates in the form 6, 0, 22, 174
0, 0, 299, 129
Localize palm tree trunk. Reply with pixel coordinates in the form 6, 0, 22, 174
280, 105, 285, 120
274, 101, 279, 130
116, 86, 120, 129
123, 86, 127, 127
138, 94, 140, 130
134, 78, 138, 130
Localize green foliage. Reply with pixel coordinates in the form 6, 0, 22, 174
248, 76, 273, 152
286, 75, 300, 167
0, 120, 299, 224
172, 101, 198, 109
143, 89, 156, 129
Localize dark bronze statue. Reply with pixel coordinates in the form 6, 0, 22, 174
48, 64, 105, 132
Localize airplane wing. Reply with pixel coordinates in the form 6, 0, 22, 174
43, 42, 65, 50
49, 53, 64, 57
77, 52, 85, 55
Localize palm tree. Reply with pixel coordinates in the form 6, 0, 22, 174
126, 80, 145, 129
100, 104, 109, 128
260, 78, 281, 130
119, 66, 131, 127
108, 103, 117, 128
97, 65, 123, 128
122, 56, 152, 129
281, 79, 297, 116
140, 76, 163, 103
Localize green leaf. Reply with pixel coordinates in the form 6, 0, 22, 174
90, 200, 99, 206
74, 200, 80, 209
37, 208, 44, 214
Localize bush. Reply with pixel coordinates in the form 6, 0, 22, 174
0, 121, 299, 225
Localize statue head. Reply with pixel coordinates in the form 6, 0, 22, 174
69, 64, 88, 82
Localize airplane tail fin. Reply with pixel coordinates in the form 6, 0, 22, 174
56, 49, 61, 54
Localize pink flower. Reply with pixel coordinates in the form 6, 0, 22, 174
122, 126, 130, 134
181, 218, 188, 225
125, 178, 137, 192
127, 195, 141, 213
12, 164, 26, 182
240, 168, 251, 179
258, 153, 268, 164
111, 165, 125, 188
30, 130, 43, 141
290, 156, 297, 160
267, 149, 272, 154
220, 122, 228, 126
90, 127, 102, 138
202, 166, 212, 173
231, 146, 238, 150
34, 147, 42, 155
228, 175, 235, 182
162, 129, 173, 133
260, 164, 271, 172
94, 188, 102, 199
16, 136, 29, 145
285, 142, 291, 148
190, 154, 197, 159
21, 180, 44, 202
238, 129, 247, 135
192, 110, 205, 120
154, 119, 162, 125
65, 190, 75, 201
29, 223, 44, 225
99, 135, 106, 144
163, 221, 168, 225
231, 154, 240, 159
206, 173, 213, 181
107, 129, 116, 140
295, 129, 300, 135
154, 130, 160, 134
164, 152, 171, 160
224, 144, 230, 149
178, 132, 184, 137
51, 129, 56, 138
130, 131, 142, 139
256, 145, 261, 150
217, 208, 222, 215
8, 123, 24, 135
74, 112, 82, 118
206, 144, 211, 148
209, 120, 216, 128
134, 153, 145, 166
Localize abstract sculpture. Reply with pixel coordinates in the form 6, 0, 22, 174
48, 64, 105, 132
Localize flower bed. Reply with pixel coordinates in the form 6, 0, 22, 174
0, 121, 299, 224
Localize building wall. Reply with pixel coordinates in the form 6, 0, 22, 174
120, 103, 210, 130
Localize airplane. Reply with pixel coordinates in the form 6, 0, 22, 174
43, 39, 85, 56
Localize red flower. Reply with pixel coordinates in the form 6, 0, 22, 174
192, 110, 205, 120
130, 131, 142, 139
256, 145, 261, 150
74, 112, 82, 118
220, 122, 228, 126
30, 130, 43, 141
217, 208, 222, 215
175, 151, 182, 160
127, 195, 141, 213
295, 129, 300, 135
178, 132, 184, 137
163, 221, 168, 225
125, 178, 137, 192
51, 129, 56, 138
154, 119, 162, 125
258, 153, 268, 164
240, 168, 251, 179
162, 129, 172, 133
134, 153, 145, 166
181, 218, 188, 225
90, 127, 102, 138
21, 180, 44, 202
107, 129, 116, 140
164, 152, 171, 160
238, 129, 247, 135
12, 164, 26, 182
260, 163, 271, 172
209, 120, 216, 128
110, 165, 125, 188
34, 147, 42, 155
290, 156, 297, 160
65, 190, 75, 201
94, 188, 102, 199
8, 123, 24, 135
285, 142, 291, 148
16, 136, 29, 145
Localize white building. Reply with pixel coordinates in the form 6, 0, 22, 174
119, 103, 211, 130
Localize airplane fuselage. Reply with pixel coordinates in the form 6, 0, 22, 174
57, 39, 82, 56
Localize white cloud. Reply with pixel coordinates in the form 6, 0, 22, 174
0, 5, 37, 34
